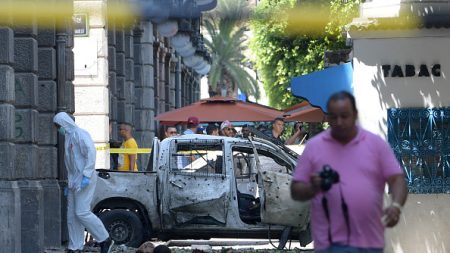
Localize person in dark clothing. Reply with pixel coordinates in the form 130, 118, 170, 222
264, 117, 303, 145
206, 123, 219, 135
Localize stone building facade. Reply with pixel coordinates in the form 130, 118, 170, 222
0, 0, 211, 252
74, 0, 205, 170
0, 0, 74, 251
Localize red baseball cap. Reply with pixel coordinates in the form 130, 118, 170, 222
187, 116, 199, 126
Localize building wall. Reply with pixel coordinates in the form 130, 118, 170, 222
74, 3, 201, 171
1, 1, 203, 251
73, 0, 109, 169
0, 0, 74, 251
351, 30, 450, 138
350, 30, 450, 253
385, 194, 450, 253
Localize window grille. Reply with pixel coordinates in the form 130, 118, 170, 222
387, 108, 450, 193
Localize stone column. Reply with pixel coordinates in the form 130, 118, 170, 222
134, 22, 154, 170
168, 53, 176, 111
124, 29, 135, 126
158, 45, 166, 113
0, 22, 21, 252
175, 56, 182, 109
180, 70, 187, 106
13, 10, 45, 252
37, 8, 61, 247
116, 26, 126, 123
153, 35, 161, 115
193, 75, 200, 101
144, 22, 156, 137
108, 21, 118, 141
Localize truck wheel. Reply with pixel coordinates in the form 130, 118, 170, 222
99, 209, 144, 247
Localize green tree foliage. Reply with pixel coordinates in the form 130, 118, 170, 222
250, 0, 360, 109
203, 0, 260, 99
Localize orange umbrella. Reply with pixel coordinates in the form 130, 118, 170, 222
156, 96, 283, 125
283, 101, 326, 122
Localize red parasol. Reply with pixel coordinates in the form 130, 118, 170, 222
155, 96, 283, 125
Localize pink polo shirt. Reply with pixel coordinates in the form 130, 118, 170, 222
292, 127, 403, 251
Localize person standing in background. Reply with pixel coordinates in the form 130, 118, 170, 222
184, 116, 200, 135
165, 126, 178, 138
118, 123, 139, 171
206, 124, 219, 136
220, 120, 235, 137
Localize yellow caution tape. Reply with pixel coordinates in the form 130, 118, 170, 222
95, 145, 152, 154
95, 146, 213, 155
109, 148, 152, 154
96, 145, 110, 151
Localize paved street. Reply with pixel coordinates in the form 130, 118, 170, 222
45, 239, 314, 253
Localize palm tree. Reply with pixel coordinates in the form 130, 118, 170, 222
203, 0, 260, 100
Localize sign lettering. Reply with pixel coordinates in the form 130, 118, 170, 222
382, 64, 441, 78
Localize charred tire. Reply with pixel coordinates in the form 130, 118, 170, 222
99, 209, 144, 247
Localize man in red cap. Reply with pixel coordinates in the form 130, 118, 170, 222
183, 116, 199, 134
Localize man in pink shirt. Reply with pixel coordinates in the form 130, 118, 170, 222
291, 91, 408, 253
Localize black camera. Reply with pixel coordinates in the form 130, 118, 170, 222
319, 165, 340, 191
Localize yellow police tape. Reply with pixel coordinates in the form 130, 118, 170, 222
95, 145, 152, 154
109, 148, 152, 154
96, 145, 208, 155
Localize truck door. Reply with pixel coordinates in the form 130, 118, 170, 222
162, 140, 231, 226
147, 137, 160, 172
254, 146, 310, 229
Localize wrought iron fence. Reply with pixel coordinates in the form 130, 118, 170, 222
387, 108, 450, 193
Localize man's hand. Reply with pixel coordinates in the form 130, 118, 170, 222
382, 204, 402, 227
310, 175, 322, 193
80, 176, 90, 190
383, 174, 407, 227
291, 175, 322, 201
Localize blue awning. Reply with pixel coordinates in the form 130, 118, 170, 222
290, 62, 353, 113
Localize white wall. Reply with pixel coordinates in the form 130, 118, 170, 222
351, 30, 450, 138
385, 194, 450, 253
349, 29, 450, 253
73, 0, 110, 169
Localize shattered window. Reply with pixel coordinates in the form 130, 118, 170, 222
256, 148, 292, 174
171, 141, 225, 175
232, 146, 259, 198
232, 147, 257, 178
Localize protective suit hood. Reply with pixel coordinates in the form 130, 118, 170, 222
53, 112, 77, 134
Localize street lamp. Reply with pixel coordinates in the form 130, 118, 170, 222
157, 20, 178, 37
183, 54, 204, 68
171, 33, 190, 48
195, 63, 211, 75
176, 42, 196, 57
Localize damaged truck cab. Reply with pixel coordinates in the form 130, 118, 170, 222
92, 134, 310, 247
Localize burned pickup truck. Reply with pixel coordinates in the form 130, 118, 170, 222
92, 134, 310, 247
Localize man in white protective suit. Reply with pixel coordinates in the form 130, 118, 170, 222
53, 112, 113, 253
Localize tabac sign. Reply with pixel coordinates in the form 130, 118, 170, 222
382, 64, 441, 78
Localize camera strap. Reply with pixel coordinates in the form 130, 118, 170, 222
321, 197, 333, 243
339, 185, 351, 245
321, 185, 351, 245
